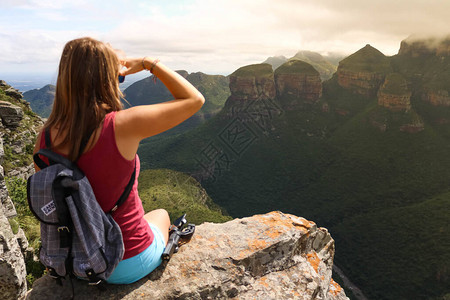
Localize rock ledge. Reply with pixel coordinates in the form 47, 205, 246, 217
25, 211, 347, 300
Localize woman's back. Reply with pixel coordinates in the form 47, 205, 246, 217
38, 111, 152, 259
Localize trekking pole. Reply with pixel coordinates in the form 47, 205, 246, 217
162, 214, 195, 261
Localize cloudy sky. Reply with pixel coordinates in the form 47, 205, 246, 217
1, 0, 449, 82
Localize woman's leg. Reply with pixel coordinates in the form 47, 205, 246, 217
143, 209, 170, 244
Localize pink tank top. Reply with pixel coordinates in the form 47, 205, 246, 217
39, 111, 153, 259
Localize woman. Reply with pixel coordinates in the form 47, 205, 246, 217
33, 37, 205, 284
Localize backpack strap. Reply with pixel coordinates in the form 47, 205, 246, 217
44, 127, 52, 148
43, 127, 57, 166
42, 127, 94, 163
108, 159, 137, 214
52, 176, 74, 248
34, 149, 84, 179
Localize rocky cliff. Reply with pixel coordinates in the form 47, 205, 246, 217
275, 60, 322, 108
25, 211, 348, 300
0, 197, 27, 300
422, 90, 450, 106
224, 62, 323, 115
396, 36, 450, 110
223, 63, 278, 120
377, 73, 412, 112
0, 81, 44, 300
337, 45, 391, 97
228, 64, 276, 102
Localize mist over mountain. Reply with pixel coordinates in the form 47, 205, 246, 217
262, 55, 288, 70
264, 51, 344, 81
137, 37, 450, 299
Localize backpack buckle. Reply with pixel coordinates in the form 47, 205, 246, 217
48, 267, 64, 286
58, 226, 70, 233
88, 279, 102, 286
86, 269, 102, 286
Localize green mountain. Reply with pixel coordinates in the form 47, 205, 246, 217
22, 84, 55, 118
137, 39, 450, 299
339, 44, 391, 72
124, 71, 230, 138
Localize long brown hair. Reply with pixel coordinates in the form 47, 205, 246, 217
45, 37, 123, 161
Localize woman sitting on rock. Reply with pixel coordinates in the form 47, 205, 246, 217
33, 37, 205, 284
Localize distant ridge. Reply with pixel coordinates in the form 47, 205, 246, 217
123, 70, 230, 138
264, 50, 341, 81
22, 84, 55, 118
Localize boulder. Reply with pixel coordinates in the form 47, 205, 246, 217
25, 211, 348, 300
0, 165, 17, 218
0, 101, 24, 128
0, 80, 9, 87
5, 87, 23, 100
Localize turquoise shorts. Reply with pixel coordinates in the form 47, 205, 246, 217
107, 222, 166, 284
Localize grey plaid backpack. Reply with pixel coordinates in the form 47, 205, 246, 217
27, 130, 135, 285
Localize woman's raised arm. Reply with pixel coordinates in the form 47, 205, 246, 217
114, 57, 205, 160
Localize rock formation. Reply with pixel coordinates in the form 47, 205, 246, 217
396, 36, 450, 123
275, 60, 322, 108
25, 211, 348, 300
222, 63, 278, 121
337, 45, 391, 97
228, 64, 276, 102
399, 121, 425, 133
0, 81, 45, 300
377, 73, 412, 112
224, 62, 323, 116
